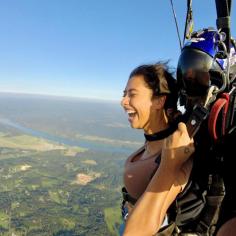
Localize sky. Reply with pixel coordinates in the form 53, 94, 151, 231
0, 0, 235, 101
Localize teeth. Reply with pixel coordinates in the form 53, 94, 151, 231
126, 110, 136, 114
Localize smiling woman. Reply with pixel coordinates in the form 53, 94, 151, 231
121, 63, 178, 132
119, 62, 195, 235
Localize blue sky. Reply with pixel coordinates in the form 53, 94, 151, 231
0, 0, 235, 101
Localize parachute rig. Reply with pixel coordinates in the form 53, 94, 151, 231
168, 0, 236, 235
178, 0, 236, 140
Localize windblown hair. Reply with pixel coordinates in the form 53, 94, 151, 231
129, 62, 179, 122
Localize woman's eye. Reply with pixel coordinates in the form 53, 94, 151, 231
130, 93, 137, 97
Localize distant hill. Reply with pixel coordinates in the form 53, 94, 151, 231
0, 92, 144, 144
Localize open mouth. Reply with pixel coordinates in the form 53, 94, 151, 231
126, 110, 137, 122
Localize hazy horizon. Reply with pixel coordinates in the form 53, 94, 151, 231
0, 91, 121, 103
0, 92, 143, 145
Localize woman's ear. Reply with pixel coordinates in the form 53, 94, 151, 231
153, 96, 166, 109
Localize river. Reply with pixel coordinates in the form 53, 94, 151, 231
0, 118, 134, 154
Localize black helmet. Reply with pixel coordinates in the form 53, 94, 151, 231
177, 28, 236, 100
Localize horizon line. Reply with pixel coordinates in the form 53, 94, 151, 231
0, 90, 120, 103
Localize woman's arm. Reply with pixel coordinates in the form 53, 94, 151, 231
123, 123, 194, 236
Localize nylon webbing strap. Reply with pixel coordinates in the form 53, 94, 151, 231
186, 105, 209, 138
215, 0, 231, 17
216, 17, 231, 29
215, 0, 231, 52
195, 184, 225, 235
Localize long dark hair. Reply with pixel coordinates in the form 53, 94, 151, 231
129, 62, 179, 122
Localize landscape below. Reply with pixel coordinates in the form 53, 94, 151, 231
0, 93, 143, 236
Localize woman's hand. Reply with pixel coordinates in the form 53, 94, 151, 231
161, 122, 195, 169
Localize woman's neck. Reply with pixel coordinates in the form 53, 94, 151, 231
141, 112, 168, 159
144, 111, 169, 135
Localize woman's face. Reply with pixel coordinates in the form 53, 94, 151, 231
121, 75, 162, 132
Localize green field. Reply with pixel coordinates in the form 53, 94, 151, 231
104, 205, 122, 236
0, 132, 124, 235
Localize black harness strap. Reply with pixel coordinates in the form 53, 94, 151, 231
195, 175, 225, 236
121, 187, 137, 206
215, 0, 232, 53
